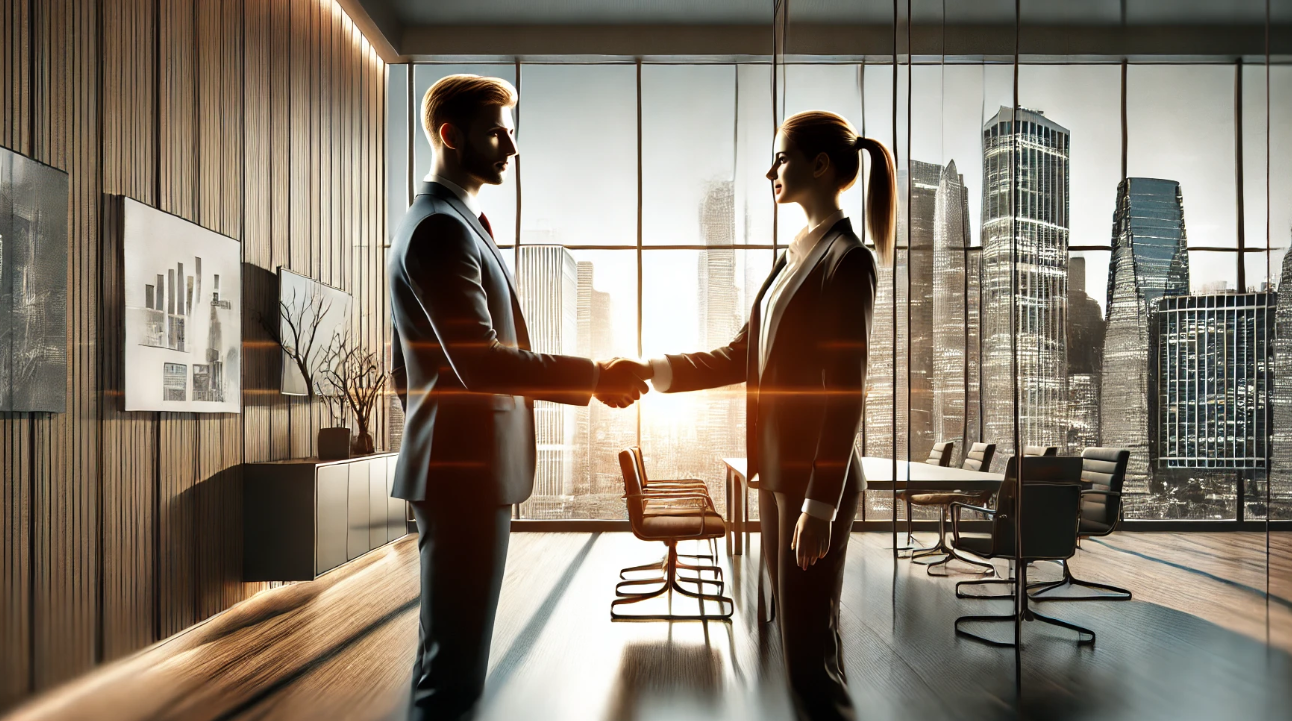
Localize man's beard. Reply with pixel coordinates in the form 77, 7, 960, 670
462, 145, 504, 186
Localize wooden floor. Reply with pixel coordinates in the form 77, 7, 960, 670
5, 531, 1291, 721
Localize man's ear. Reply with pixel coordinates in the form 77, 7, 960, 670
813, 151, 831, 178
438, 122, 461, 151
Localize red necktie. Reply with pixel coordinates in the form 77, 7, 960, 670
479, 213, 494, 239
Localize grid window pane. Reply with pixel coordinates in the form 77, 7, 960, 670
515, 249, 638, 519
1127, 65, 1238, 248
639, 249, 773, 512
642, 65, 737, 246
519, 65, 638, 246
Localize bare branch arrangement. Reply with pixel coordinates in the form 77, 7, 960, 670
320, 333, 387, 453
258, 285, 334, 398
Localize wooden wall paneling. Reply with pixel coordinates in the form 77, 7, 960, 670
220, 0, 248, 612
158, 0, 199, 640
268, 0, 293, 461
311, 0, 326, 289
1, 0, 388, 709
242, 0, 271, 466
1, 0, 33, 707
99, 0, 159, 666
286, 0, 313, 459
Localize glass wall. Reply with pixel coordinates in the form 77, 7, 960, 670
388, 59, 1290, 524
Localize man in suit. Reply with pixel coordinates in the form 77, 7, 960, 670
387, 74, 649, 721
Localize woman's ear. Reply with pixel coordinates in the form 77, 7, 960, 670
813, 151, 831, 179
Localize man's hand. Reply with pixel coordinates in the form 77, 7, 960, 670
594, 358, 652, 408
790, 512, 831, 570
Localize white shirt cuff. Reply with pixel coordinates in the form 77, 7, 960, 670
649, 357, 673, 392
801, 498, 838, 522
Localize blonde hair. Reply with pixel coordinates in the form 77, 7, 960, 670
420, 74, 518, 149
778, 111, 897, 263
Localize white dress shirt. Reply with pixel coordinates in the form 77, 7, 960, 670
650, 209, 847, 522
426, 173, 482, 216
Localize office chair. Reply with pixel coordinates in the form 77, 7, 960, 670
1029, 447, 1133, 602
612, 449, 733, 621
948, 456, 1095, 647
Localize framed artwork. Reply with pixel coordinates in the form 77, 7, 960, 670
278, 267, 352, 396
0, 146, 68, 412
123, 198, 241, 413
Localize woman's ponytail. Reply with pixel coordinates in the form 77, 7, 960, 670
856, 136, 897, 265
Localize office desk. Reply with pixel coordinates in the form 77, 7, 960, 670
722, 456, 1003, 555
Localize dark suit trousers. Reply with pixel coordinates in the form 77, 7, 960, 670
409, 498, 512, 721
760, 489, 860, 721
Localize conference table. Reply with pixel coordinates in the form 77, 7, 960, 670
721, 456, 1004, 557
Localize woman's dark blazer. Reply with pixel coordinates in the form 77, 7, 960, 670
661, 217, 877, 511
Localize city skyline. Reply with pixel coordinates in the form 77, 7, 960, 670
399, 67, 1290, 521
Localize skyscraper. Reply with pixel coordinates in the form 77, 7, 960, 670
517, 245, 579, 518
1273, 249, 1292, 518
1150, 292, 1274, 517
865, 253, 908, 460
931, 160, 979, 464
1101, 178, 1190, 488
980, 107, 1070, 470
1066, 256, 1104, 452
696, 180, 742, 507
899, 161, 941, 462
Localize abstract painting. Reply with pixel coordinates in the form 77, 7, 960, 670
123, 198, 241, 413
0, 146, 68, 412
278, 268, 352, 396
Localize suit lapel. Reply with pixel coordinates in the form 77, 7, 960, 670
761, 222, 846, 371
748, 253, 788, 390
429, 183, 531, 349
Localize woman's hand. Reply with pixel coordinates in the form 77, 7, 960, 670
791, 512, 832, 570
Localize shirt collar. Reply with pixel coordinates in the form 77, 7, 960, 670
425, 172, 482, 216
788, 208, 846, 263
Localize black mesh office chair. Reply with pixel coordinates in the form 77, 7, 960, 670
1024, 445, 1058, 457
1029, 447, 1133, 602
948, 456, 1094, 647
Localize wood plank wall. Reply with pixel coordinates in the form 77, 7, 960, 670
0, 0, 388, 710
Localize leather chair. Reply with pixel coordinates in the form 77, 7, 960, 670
1024, 445, 1058, 457
925, 441, 954, 467
961, 442, 996, 471
948, 456, 1094, 647
612, 449, 733, 620
1029, 447, 1133, 602
899, 442, 998, 575
623, 446, 718, 571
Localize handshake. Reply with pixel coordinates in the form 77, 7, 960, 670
593, 358, 656, 408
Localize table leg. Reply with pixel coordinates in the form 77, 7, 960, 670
733, 471, 744, 556
725, 467, 734, 557
742, 478, 751, 554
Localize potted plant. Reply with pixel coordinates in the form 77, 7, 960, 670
320, 337, 386, 456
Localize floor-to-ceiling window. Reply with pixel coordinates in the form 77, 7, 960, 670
386, 56, 1290, 526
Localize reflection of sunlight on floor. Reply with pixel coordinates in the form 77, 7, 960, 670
478, 535, 794, 721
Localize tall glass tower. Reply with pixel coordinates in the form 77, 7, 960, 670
517, 245, 579, 518
1066, 256, 1104, 453
1101, 178, 1189, 489
980, 107, 1070, 470
931, 160, 980, 464
1272, 249, 1292, 518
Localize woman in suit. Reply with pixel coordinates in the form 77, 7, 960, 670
633, 111, 895, 720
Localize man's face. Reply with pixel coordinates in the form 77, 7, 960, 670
457, 104, 518, 186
